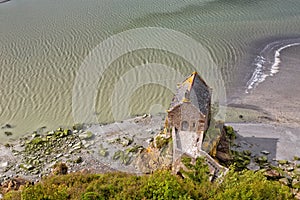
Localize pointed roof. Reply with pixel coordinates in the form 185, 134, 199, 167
168, 72, 211, 115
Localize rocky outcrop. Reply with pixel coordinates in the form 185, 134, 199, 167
133, 135, 173, 173
0, 177, 32, 194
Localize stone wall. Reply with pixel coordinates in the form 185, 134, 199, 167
167, 102, 207, 135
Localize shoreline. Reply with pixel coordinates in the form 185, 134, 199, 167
0, 114, 165, 182
223, 38, 300, 163
0, 34, 299, 183
0, 0, 10, 3
229, 36, 300, 124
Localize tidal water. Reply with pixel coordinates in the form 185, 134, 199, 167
1, 0, 300, 142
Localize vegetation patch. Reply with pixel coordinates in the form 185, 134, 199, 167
3, 160, 294, 200
155, 136, 171, 149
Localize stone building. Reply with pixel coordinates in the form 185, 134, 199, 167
166, 72, 227, 179
166, 72, 211, 156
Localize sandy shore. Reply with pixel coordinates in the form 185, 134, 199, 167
0, 114, 165, 182
231, 45, 300, 125
225, 44, 300, 161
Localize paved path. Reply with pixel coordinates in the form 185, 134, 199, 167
227, 123, 300, 161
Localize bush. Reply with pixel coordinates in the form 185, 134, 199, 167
155, 136, 171, 149
213, 168, 293, 200
4, 167, 294, 200
225, 126, 236, 140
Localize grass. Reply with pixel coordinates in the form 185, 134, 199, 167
3, 158, 294, 200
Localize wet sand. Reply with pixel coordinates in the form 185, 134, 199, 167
239, 45, 300, 125
227, 45, 300, 161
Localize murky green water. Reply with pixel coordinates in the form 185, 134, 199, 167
1, 0, 300, 142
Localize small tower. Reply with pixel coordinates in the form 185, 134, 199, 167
166, 72, 211, 157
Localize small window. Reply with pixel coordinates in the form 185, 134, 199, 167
192, 122, 196, 127
181, 121, 189, 131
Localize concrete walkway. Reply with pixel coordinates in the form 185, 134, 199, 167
227, 123, 300, 161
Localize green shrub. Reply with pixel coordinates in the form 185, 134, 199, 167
213, 168, 293, 200
3, 167, 294, 200
82, 192, 100, 200
225, 126, 236, 140
155, 136, 171, 149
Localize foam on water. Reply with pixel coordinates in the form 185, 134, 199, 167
246, 39, 300, 93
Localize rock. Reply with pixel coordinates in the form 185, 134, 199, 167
113, 150, 123, 160
264, 169, 281, 179
121, 137, 133, 147
261, 150, 270, 155
293, 179, 300, 189
146, 138, 154, 144
243, 150, 252, 156
4, 143, 10, 148
52, 162, 68, 175
98, 144, 108, 157
122, 153, 132, 165
73, 123, 84, 131
279, 178, 289, 186
83, 142, 92, 148
295, 192, 300, 200
294, 168, 300, 175
1, 177, 32, 194
0, 162, 9, 168
64, 154, 70, 158
294, 156, 300, 161
20, 164, 34, 171
256, 156, 268, 163
64, 129, 72, 136
56, 153, 63, 158
73, 141, 82, 148
47, 131, 55, 136
278, 160, 288, 165
142, 114, 148, 118
126, 146, 143, 154
31, 169, 40, 175
99, 149, 108, 157
286, 166, 294, 172
4, 132, 12, 136
79, 131, 94, 140
31, 132, 40, 138
216, 151, 232, 163
1, 124, 12, 129
247, 163, 260, 171
75, 157, 83, 164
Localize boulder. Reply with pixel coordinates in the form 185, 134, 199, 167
0, 162, 9, 168
216, 151, 231, 163
51, 162, 68, 175
261, 150, 270, 155
292, 179, 300, 189
73, 123, 84, 131
1, 124, 12, 129
264, 169, 281, 180
278, 160, 288, 165
279, 178, 289, 186
79, 131, 94, 140
1, 177, 32, 194
4, 132, 12, 136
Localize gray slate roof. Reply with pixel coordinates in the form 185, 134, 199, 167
169, 72, 211, 115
